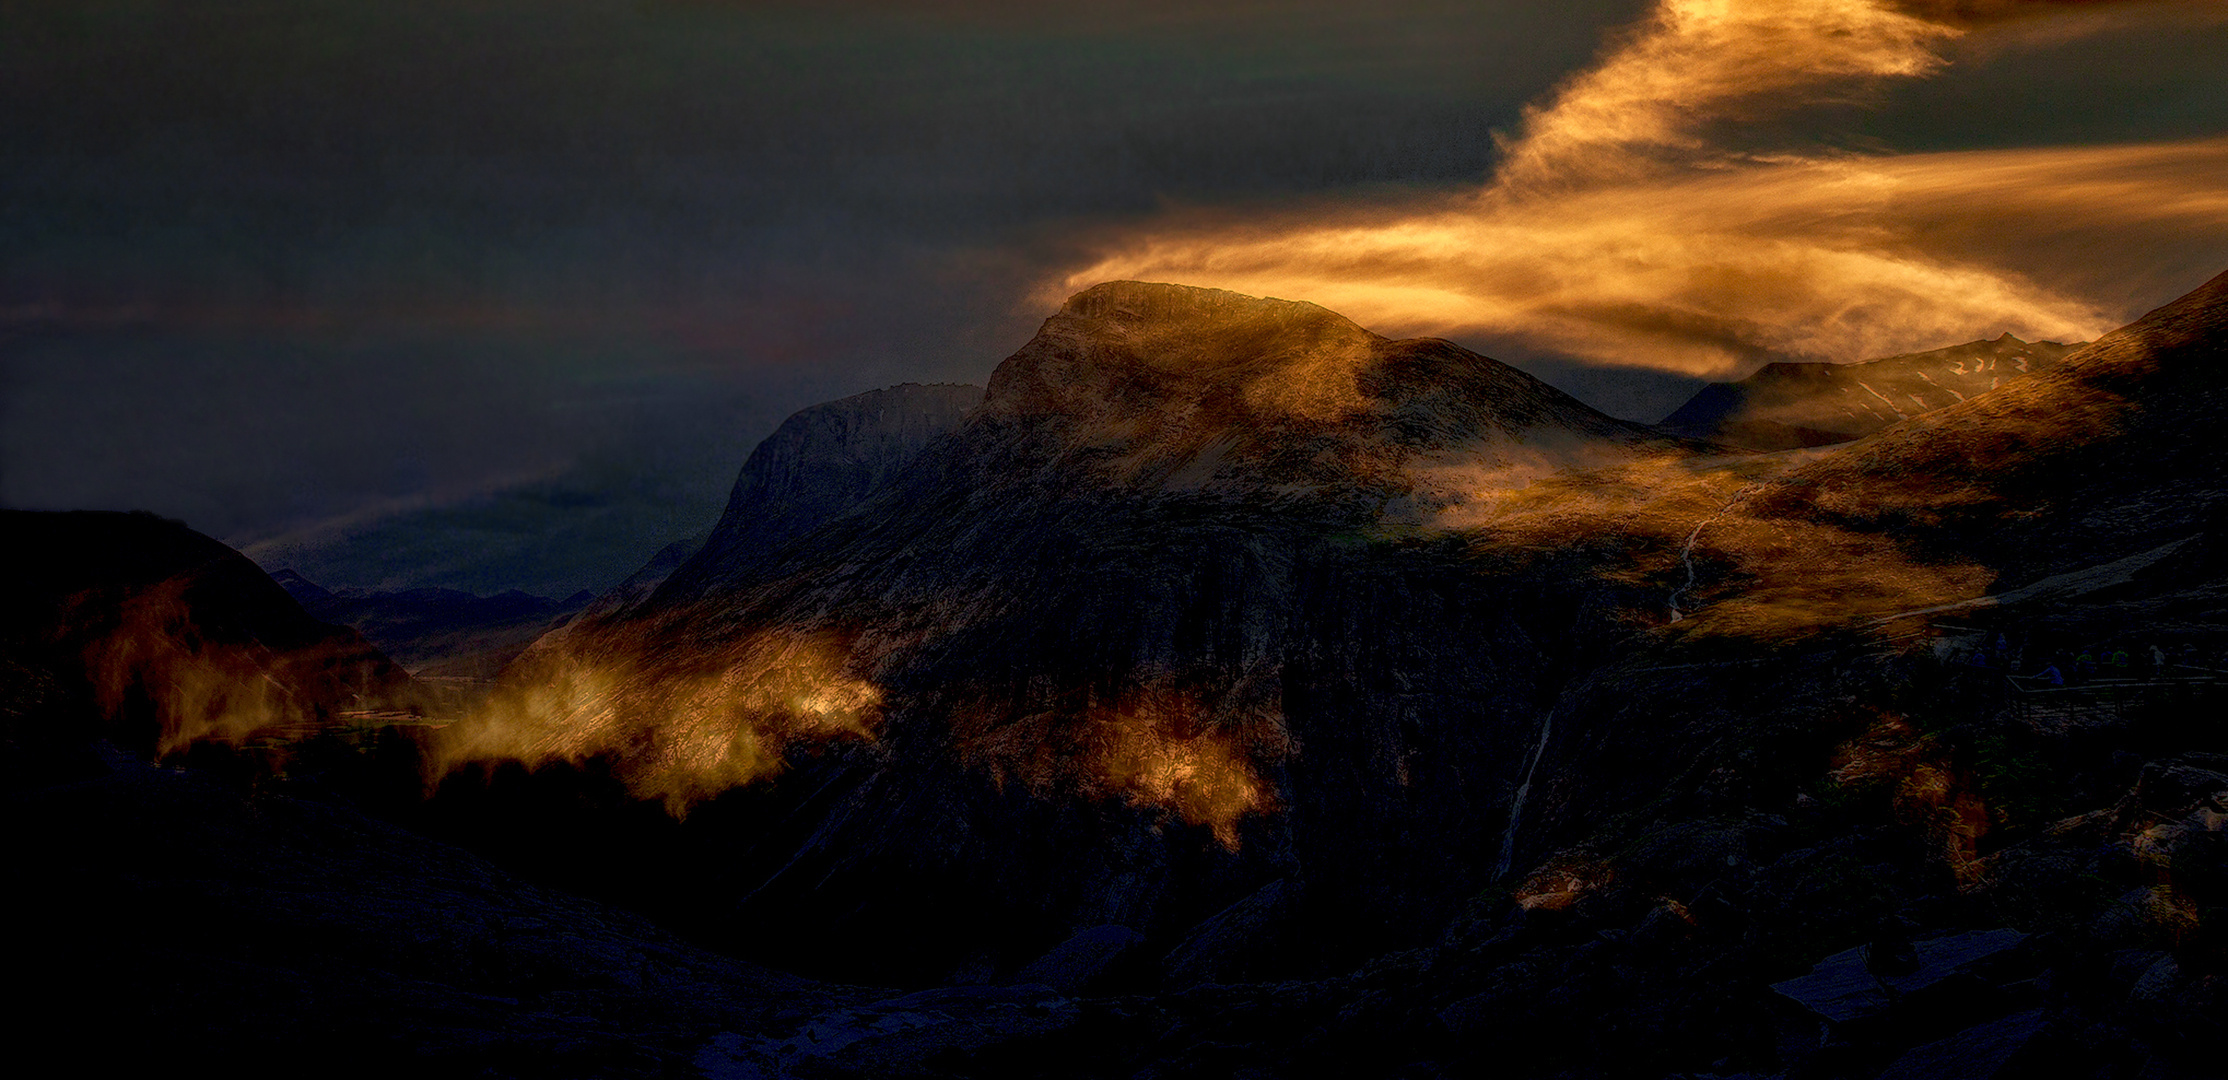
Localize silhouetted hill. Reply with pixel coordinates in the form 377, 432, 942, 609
1, 510, 421, 779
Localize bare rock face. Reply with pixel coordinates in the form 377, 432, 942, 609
1659, 334, 2083, 450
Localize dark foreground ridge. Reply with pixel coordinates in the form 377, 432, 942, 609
7, 275, 2226, 1078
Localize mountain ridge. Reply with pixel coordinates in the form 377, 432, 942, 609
1659, 333, 2084, 451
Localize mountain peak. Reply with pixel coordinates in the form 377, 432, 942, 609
975, 281, 1668, 497
639, 381, 984, 602
1056, 280, 1361, 333
988, 281, 1380, 420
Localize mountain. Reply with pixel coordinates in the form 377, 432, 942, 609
1788, 268, 2228, 555
1659, 334, 2082, 450
11, 274, 2227, 1076
534, 380, 982, 666
464, 281, 1695, 983
971, 281, 1660, 492
270, 570, 595, 679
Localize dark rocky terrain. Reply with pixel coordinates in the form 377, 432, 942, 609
6, 275, 2225, 1078
1659, 335, 2083, 451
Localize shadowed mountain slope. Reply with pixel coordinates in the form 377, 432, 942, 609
1780, 267, 2228, 582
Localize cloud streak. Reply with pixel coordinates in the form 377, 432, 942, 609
1058, 0, 2228, 379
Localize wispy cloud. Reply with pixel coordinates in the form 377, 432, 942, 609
1056, 0, 2228, 378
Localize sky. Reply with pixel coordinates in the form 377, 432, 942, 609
5, 0, 2227, 596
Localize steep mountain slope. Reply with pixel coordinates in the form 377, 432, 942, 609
1813, 270, 2220, 468
433, 272, 2227, 1058
1778, 268, 2228, 587
1344, 272, 2228, 1080
1513, 270, 2228, 852
1659, 334, 2081, 450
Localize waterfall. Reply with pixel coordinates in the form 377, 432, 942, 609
1667, 517, 1710, 622
1492, 708, 1554, 882
1667, 483, 1766, 622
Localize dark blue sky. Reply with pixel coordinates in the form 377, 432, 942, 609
5, 1, 2225, 595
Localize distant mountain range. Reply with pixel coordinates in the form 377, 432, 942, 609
268, 570, 594, 679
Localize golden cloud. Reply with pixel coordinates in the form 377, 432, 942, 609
1055, 0, 2228, 380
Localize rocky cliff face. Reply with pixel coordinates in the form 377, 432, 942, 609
1660, 333, 2082, 450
